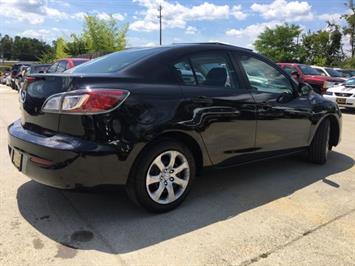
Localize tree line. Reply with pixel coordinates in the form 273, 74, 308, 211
1, 1, 354, 68
254, 1, 355, 68
0, 15, 128, 63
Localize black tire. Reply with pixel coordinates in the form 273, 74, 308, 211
307, 118, 330, 164
126, 139, 196, 213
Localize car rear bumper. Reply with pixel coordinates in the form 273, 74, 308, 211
323, 95, 355, 108
8, 120, 136, 189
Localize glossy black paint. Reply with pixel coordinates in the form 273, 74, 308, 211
8, 43, 342, 188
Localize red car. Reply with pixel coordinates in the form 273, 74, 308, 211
47, 58, 89, 73
277, 63, 344, 94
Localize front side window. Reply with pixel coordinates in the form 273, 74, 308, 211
240, 55, 293, 94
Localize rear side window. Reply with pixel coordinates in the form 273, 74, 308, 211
239, 55, 293, 94
174, 53, 240, 89
190, 53, 239, 89
68, 48, 161, 74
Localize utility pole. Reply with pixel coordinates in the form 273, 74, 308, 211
158, 4, 162, 45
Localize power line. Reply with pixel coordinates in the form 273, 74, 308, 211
158, 4, 162, 45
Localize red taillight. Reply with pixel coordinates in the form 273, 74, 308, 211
42, 89, 129, 114
25, 76, 36, 85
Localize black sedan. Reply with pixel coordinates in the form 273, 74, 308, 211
8, 43, 342, 212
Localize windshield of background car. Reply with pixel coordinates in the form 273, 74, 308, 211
345, 78, 355, 86
67, 48, 162, 74
299, 65, 321, 75
325, 68, 343, 77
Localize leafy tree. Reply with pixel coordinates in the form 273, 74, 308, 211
83, 15, 128, 53
38, 50, 56, 64
301, 24, 343, 66
254, 23, 302, 62
343, 0, 355, 57
54, 37, 68, 59
0, 34, 13, 60
65, 34, 89, 56
0, 35, 51, 61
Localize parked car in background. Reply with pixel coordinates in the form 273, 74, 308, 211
312, 66, 347, 81
15, 65, 30, 91
0, 71, 11, 86
8, 44, 341, 212
10, 64, 23, 90
47, 58, 89, 73
17, 64, 52, 92
334, 68, 355, 78
324, 77, 355, 109
12, 64, 31, 91
27, 64, 51, 74
278, 63, 344, 94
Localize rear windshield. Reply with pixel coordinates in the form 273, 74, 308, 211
67, 48, 161, 74
299, 65, 321, 75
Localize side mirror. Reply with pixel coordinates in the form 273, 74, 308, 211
291, 71, 300, 80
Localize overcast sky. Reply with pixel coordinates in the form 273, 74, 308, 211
0, 0, 348, 49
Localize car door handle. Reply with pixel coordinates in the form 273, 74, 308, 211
191, 96, 213, 105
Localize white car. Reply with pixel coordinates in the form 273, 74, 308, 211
312, 66, 347, 81
324, 78, 355, 109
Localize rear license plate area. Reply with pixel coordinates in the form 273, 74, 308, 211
12, 149, 23, 171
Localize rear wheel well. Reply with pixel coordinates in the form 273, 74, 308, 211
139, 132, 203, 174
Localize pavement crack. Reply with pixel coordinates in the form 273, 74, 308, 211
238, 207, 355, 266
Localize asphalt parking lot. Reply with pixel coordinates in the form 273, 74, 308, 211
0, 84, 354, 266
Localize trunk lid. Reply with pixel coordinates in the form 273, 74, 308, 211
20, 73, 129, 133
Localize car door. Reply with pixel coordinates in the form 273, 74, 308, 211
235, 53, 313, 152
176, 51, 257, 166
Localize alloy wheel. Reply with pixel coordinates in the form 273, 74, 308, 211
146, 150, 190, 204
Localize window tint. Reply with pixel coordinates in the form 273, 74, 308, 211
189, 53, 239, 89
47, 62, 58, 73
68, 48, 162, 74
240, 55, 293, 94
174, 60, 197, 85
56, 61, 67, 73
